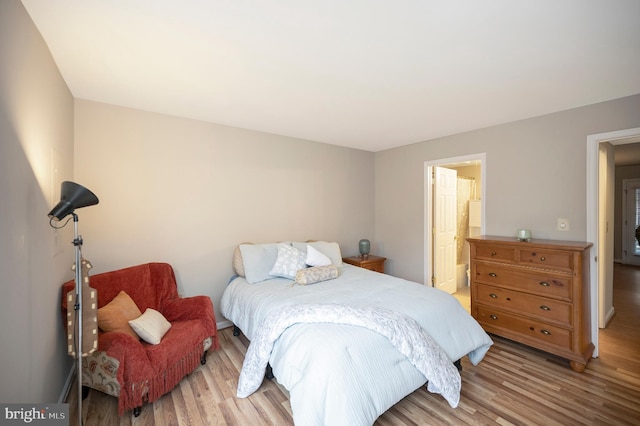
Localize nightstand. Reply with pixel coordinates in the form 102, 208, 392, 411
342, 255, 386, 273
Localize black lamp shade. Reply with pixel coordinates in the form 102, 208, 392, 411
48, 181, 99, 221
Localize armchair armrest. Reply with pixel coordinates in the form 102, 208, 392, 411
162, 296, 216, 327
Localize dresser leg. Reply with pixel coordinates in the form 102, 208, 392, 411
569, 360, 587, 372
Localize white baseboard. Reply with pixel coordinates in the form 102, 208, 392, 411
217, 319, 233, 330
603, 306, 616, 328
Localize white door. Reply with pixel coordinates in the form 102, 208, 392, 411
622, 179, 640, 266
433, 166, 457, 294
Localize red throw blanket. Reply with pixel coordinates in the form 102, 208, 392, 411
62, 262, 218, 414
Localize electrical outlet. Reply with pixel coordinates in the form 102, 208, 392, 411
557, 218, 569, 231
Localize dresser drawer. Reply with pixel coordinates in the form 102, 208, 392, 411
474, 263, 572, 300
475, 284, 572, 327
518, 248, 573, 272
475, 305, 572, 352
474, 245, 516, 263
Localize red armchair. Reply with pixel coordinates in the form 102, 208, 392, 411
61, 262, 218, 416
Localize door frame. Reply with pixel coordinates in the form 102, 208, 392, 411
424, 153, 486, 287
586, 126, 640, 358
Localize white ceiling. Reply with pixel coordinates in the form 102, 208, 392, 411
21, 0, 640, 152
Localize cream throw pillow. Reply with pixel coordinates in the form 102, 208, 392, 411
129, 308, 172, 344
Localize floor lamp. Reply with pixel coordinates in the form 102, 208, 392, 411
49, 181, 99, 426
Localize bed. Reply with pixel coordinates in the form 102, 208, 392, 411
220, 241, 493, 426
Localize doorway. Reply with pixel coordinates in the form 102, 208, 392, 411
425, 153, 485, 310
587, 127, 640, 358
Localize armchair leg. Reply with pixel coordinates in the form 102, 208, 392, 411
81, 386, 89, 400
233, 325, 241, 336
454, 359, 462, 371
201, 351, 208, 365
133, 407, 141, 417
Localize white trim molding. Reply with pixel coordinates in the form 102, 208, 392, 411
586, 127, 640, 358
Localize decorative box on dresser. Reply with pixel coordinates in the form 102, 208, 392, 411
342, 255, 386, 273
467, 235, 594, 372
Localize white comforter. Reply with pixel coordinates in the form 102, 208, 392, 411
237, 303, 462, 406
221, 264, 493, 426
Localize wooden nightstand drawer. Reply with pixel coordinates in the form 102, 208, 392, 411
342, 255, 386, 273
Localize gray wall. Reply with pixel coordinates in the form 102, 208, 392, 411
73, 100, 375, 323
0, 0, 75, 403
375, 94, 640, 283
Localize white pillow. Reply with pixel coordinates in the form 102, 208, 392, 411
239, 243, 280, 284
128, 308, 171, 345
305, 241, 343, 266
305, 244, 332, 266
269, 243, 307, 279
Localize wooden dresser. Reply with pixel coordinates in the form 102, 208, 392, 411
467, 235, 593, 372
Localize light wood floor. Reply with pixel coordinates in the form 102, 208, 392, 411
71, 264, 640, 425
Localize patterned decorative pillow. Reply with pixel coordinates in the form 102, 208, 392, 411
269, 243, 307, 279
295, 265, 339, 285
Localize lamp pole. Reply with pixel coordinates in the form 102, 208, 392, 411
72, 213, 83, 426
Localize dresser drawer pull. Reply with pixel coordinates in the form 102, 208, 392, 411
540, 329, 551, 335
489, 314, 498, 320
489, 272, 497, 277
539, 281, 550, 287
540, 256, 546, 261
489, 293, 498, 298
540, 305, 551, 311
490, 251, 497, 256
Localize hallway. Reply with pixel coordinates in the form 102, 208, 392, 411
598, 263, 640, 373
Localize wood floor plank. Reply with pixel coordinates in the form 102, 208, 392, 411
70, 263, 640, 425
189, 369, 226, 426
